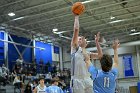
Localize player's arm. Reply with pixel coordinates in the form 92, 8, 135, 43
84, 53, 97, 79
83, 52, 92, 68
90, 32, 103, 60
71, 15, 79, 48
112, 39, 120, 68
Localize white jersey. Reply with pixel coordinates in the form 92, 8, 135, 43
36, 84, 46, 93
71, 47, 90, 78
71, 46, 93, 93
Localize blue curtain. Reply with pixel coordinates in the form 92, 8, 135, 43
35, 41, 52, 64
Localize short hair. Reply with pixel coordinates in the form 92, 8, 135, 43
51, 77, 59, 84
39, 76, 45, 81
100, 54, 113, 72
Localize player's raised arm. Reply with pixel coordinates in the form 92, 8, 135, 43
90, 32, 103, 60
112, 39, 120, 68
71, 15, 79, 48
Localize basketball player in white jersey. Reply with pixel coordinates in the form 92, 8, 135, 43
34, 77, 46, 93
71, 15, 102, 93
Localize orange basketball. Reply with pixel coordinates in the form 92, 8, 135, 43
72, 2, 85, 15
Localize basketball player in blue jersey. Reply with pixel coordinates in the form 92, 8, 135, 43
46, 77, 64, 93
71, 15, 102, 93
84, 39, 120, 93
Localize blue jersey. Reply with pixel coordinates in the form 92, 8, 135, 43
88, 64, 118, 93
46, 85, 64, 93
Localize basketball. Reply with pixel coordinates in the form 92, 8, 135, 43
72, 2, 85, 15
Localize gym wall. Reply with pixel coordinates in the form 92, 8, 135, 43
8, 34, 32, 70
0, 31, 58, 71
35, 41, 52, 64
103, 46, 138, 78
62, 47, 71, 69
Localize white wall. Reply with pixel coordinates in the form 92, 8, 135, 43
103, 46, 136, 55
63, 62, 71, 69
62, 47, 71, 69
104, 46, 139, 78
62, 47, 71, 61
51, 45, 60, 62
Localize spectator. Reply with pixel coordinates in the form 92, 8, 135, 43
16, 56, 23, 66
13, 76, 23, 92
39, 59, 44, 74
0, 66, 7, 86
31, 80, 38, 90
45, 72, 52, 85
24, 81, 32, 93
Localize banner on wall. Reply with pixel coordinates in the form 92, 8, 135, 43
123, 55, 134, 77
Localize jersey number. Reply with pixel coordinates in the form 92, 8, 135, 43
104, 77, 110, 87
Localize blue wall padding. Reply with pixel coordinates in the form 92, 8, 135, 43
8, 35, 32, 70
138, 81, 140, 93
35, 41, 52, 65
22, 42, 32, 63
0, 31, 4, 66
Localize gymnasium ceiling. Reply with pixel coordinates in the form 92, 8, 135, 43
0, 0, 140, 48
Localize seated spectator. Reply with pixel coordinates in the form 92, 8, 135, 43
46, 77, 64, 93
56, 71, 61, 77
0, 66, 7, 86
52, 65, 57, 74
16, 56, 24, 66
39, 59, 44, 74
24, 81, 32, 93
45, 72, 52, 84
2, 64, 9, 73
13, 76, 24, 92
45, 62, 51, 73
13, 76, 23, 88
13, 64, 22, 74
31, 80, 38, 90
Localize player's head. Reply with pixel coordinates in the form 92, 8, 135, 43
51, 77, 59, 86
39, 76, 45, 85
78, 36, 88, 48
100, 54, 113, 72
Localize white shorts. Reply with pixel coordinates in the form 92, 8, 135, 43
71, 77, 93, 93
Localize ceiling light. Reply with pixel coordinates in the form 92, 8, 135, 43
82, 0, 95, 4
8, 12, 15, 16
129, 32, 140, 36
110, 16, 115, 19
53, 28, 58, 32
87, 41, 91, 43
131, 29, 136, 32
13, 17, 24, 21
109, 20, 124, 24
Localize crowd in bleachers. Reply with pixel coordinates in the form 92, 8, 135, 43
0, 59, 71, 93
